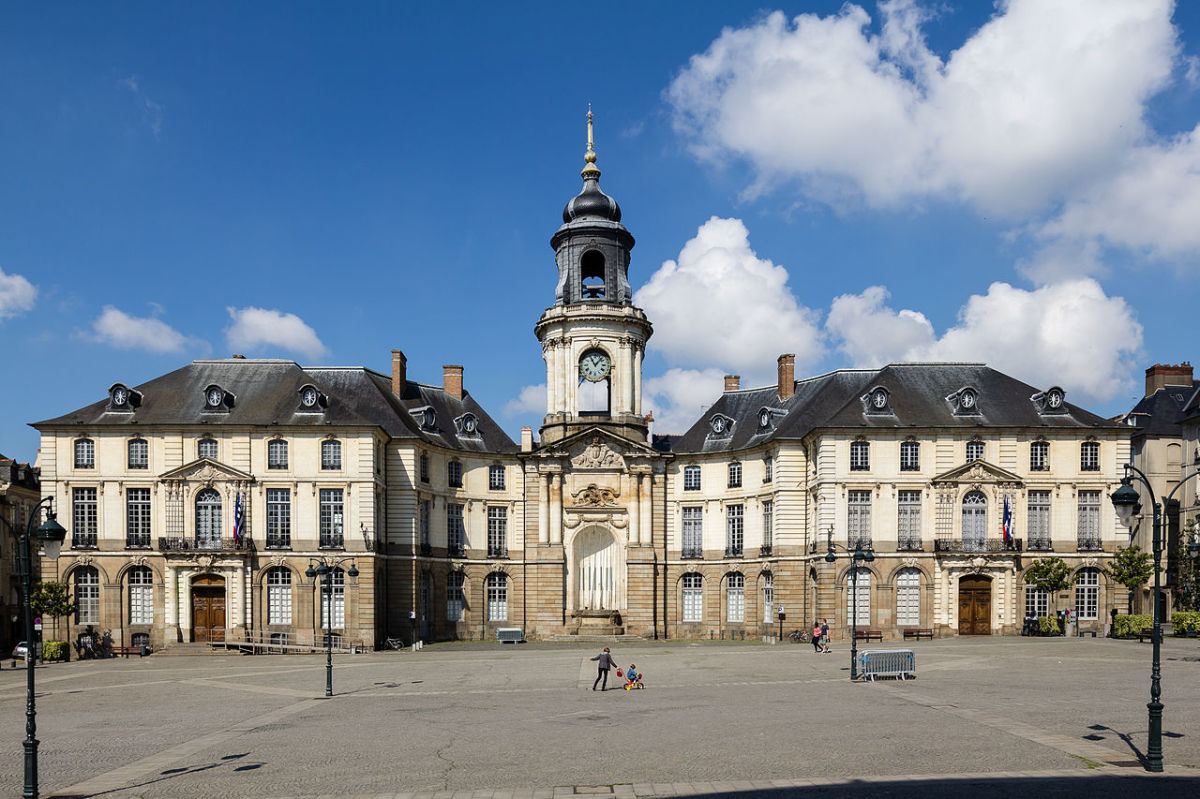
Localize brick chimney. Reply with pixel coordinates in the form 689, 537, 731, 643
724, 375, 740, 392
1145, 362, 1192, 397
521, 426, 534, 452
777, 354, 795, 400
443, 364, 464, 400
391, 349, 407, 398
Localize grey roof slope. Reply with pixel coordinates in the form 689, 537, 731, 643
668, 363, 1122, 455
32, 359, 517, 453
1128, 381, 1200, 435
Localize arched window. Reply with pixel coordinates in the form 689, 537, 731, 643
74, 438, 94, 469
1080, 441, 1099, 472
1075, 568, 1100, 620
761, 573, 774, 623
320, 568, 346, 629
962, 491, 987, 551
683, 465, 701, 491
128, 566, 153, 625
1030, 440, 1049, 471
682, 573, 703, 622
267, 567, 292, 625
580, 249, 606, 299
448, 460, 463, 488
486, 572, 508, 621
728, 461, 742, 488
195, 489, 223, 547
197, 438, 218, 460
850, 440, 869, 471
896, 568, 920, 626
966, 440, 985, 462
128, 438, 148, 469
899, 441, 919, 471
267, 439, 288, 469
726, 572, 745, 623
846, 567, 871, 626
447, 572, 465, 622
75, 566, 100, 624
321, 440, 342, 470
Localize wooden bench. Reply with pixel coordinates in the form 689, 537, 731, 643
903, 628, 934, 641
111, 645, 149, 657
1136, 628, 1156, 643
854, 629, 883, 642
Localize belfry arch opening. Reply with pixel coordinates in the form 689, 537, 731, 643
580, 250, 606, 299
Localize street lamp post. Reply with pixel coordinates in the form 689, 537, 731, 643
0, 496, 68, 799
824, 529, 874, 681
1110, 464, 1200, 773
305, 557, 358, 697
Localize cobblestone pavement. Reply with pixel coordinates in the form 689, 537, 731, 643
0, 636, 1198, 797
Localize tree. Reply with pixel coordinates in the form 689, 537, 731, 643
1170, 537, 1200, 612
1104, 545, 1153, 612
1024, 557, 1073, 616
29, 581, 76, 641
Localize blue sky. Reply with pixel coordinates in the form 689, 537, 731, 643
3, 1, 1200, 463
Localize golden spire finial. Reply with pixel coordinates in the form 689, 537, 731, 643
582, 104, 600, 178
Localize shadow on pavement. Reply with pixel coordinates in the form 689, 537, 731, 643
678, 774, 1200, 798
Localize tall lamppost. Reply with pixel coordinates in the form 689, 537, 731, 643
305, 557, 358, 697
1110, 463, 1200, 773
0, 496, 68, 799
824, 529, 874, 681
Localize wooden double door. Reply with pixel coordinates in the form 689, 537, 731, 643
958, 576, 992, 635
192, 576, 226, 643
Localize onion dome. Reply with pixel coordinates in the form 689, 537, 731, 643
562, 109, 622, 223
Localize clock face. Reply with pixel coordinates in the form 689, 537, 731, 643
113, 387, 127, 406
759, 410, 771, 428
711, 416, 727, 434
960, 390, 976, 409
302, 387, 318, 407
206, 388, 223, 407
579, 350, 611, 382
872, 389, 888, 409
463, 415, 477, 434
1047, 390, 1063, 409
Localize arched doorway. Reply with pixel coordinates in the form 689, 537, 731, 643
958, 575, 992, 635
192, 575, 226, 642
574, 525, 618, 610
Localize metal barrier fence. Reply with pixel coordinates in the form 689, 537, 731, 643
857, 649, 916, 681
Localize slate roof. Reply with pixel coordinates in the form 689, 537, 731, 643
667, 363, 1123, 455
32, 359, 518, 454
1122, 380, 1200, 439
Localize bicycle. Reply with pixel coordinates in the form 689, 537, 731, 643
787, 629, 810, 644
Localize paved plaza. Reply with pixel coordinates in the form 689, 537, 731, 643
1, 636, 1199, 798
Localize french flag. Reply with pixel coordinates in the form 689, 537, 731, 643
1002, 496, 1012, 543
233, 493, 245, 544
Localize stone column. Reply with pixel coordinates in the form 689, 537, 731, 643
550, 473, 563, 545
641, 473, 653, 545
179, 569, 193, 642
165, 566, 180, 642
538, 473, 550, 544
628, 473, 640, 546
633, 346, 643, 415
545, 342, 557, 414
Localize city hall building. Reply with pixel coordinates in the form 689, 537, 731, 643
33, 127, 1133, 650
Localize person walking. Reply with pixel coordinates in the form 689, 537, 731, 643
820, 619, 831, 653
591, 646, 617, 691
811, 621, 822, 654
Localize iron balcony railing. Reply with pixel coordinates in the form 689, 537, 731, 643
487, 545, 508, 559
448, 543, 465, 558
934, 537, 1023, 554
71, 534, 98, 549
419, 542, 433, 556
1027, 537, 1053, 551
897, 538, 923, 552
125, 535, 152, 549
724, 545, 744, 558
681, 547, 703, 559
1077, 537, 1103, 552
759, 545, 773, 557
158, 537, 254, 553
265, 535, 291, 549
318, 534, 344, 549
848, 536, 873, 551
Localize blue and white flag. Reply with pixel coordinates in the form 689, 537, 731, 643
233, 492, 245, 544
1002, 496, 1012, 543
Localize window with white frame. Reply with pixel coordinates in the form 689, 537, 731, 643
1025, 584, 1049, 618
126, 487, 151, 547
1027, 490, 1051, 548
1030, 440, 1049, 471
762, 500, 773, 550
900, 441, 919, 471
966, 440, 985, 462
128, 566, 153, 625
447, 503, 465, 554
850, 440, 869, 471
962, 491, 987, 551
75, 566, 99, 624
321, 439, 342, 470
846, 567, 871, 626
320, 568, 346, 629
447, 572, 465, 621
896, 568, 920, 626
682, 573, 703, 622
419, 499, 431, 548
1077, 490, 1101, 547
1080, 441, 1099, 472
448, 461, 463, 488
267, 566, 292, 625
195, 488, 223, 547
419, 453, 429, 482
74, 438, 94, 469
197, 438, 218, 460
486, 572, 507, 621
762, 573, 774, 623
489, 465, 505, 490
763, 455, 773, 483
847, 490, 872, 548
487, 506, 507, 557
1075, 568, 1099, 620
681, 506, 703, 557
266, 489, 291, 548
319, 489, 344, 547
897, 490, 921, 549
73, 487, 98, 546
726, 572, 745, 623
683, 464, 701, 491
267, 439, 288, 469
728, 461, 742, 488
128, 438, 148, 469
726, 503, 743, 556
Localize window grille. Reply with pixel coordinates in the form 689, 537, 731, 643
683, 465, 701, 491
128, 439, 148, 469
1077, 491, 1101, 549
73, 487, 98, 547
448, 461, 463, 488
267, 567, 292, 625
725, 504, 743, 557
126, 488, 151, 547
487, 506, 507, 558
486, 572, 507, 621
897, 490, 921, 550
447, 503, 465, 554
850, 440, 869, 471
900, 441, 919, 472
682, 573, 703, 622
321, 440, 342, 470
489, 465, 505, 490
847, 490, 872, 548
197, 438, 218, 460
266, 489, 291, 548
74, 438, 94, 469
320, 568, 346, 629
728, 462, 742, 488
846, 567, 871, 626
447, 572, 465, 622
681, 506, 703, 558
129, 566, 153, 624
75, 567, 99, 623
267, 439, 288, 469
726, 573, 745, 623
1027, 491, 1051, 549
966, 440, 984, 462
1075, 568, 1099, 620
1030, 441, 1049, 472
1080, 441, 1099, 472
319, 489, 344, 548
896, 568, 920, 626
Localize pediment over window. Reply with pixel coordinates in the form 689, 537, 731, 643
931, 459, 1023, 486
158, 458, 255, 485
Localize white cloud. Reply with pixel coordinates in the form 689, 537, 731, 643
634, 216, 823, 381
225, 306, 328, 361
119, 75, 164, 138
644, 367, 727, 435
89, 306, 194, 353
0, 267, 36, 320
503, 383, 545, 417
826, 280, 1143, 402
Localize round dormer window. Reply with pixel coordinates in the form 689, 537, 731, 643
960, 389, 977, 409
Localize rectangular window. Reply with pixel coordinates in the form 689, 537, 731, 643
900, 441, 919, 472
129, 568, 153, 625
1080, 441, 1099, 472
268, 439, 288, 469
726, 574, 744, 623
489, 465, 505, 490
448, 503, 465, 555
74, 439, 94, 469
1077, 490, 1101, 549
1025, 585, 1049, 618
725, 504, 743, 557
762, 500, 773, 551
73, 487, 98, 547
447, 574, 464, 622
966, 440, 984, 462
682, 574, 702, 622
448, 461, 463, 488
681, 506, 703, 558
487, 574, 508, 621
126, 488, 151, 547
1075, 569, 1099, 620
320, 571, 346, 629
1030, 441, 1049, 472
419, 453, 429, 482
684, 465, 701, 491
897, 490, 921, 550
266, 489, 292, 548
319, 489, 344, 548
850, 441, 869, 471
75, 571, 99, 624
728, 462, 742, 488
763, 455, 773, 483
487, 506, 507, 558
419, 499, 431, 549
321, 440, 342, 470
197, 439, 218, 460
896, 569, 920, 626
267, 569, 292, 625
847, 490, 872, 549
1027, 490, 1051, 549
128, 439, 148, 469
762, 574, 774, 623
847, 568, 871, 626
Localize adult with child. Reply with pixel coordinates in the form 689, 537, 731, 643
591, 646, 617, 691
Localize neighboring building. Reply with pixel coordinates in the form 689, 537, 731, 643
1177, 379, 1200, 600
0, 453, 41, 652
1119, 363, 1198, 616
31, 119, 1134, 645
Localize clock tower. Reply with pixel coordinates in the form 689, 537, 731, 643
535, 112, 652, 444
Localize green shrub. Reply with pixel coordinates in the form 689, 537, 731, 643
41, 640, 68, 661
1171, 611, 1200, 634
1114, 614, 1153, 638
1038, 616, 1064, 635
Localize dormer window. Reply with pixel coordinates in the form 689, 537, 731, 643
1033, 387, 1066, 414
411, 406, 437, 432
864, 387, 891, 415
108, 383, 139, 411
203, 385, 231, 412
299, 385, 326, 411
948, 387, 981, 415
455, 413, 480, 437
709, 414, 734, 438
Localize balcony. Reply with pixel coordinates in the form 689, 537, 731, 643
681, 547, 703, 560
158, 537, 254, 553
318, 535, 344, 550
1027, 537, 1053, 552
848, 536, 873, 551
897, 538, 923, 552
265, 536, 291, 550
487, 545, 509, 559
934, 538, 1022, 554
724, 545, 744, 559
759, 545, 773, 557
125, 535, 152, 549
448, 543, 465, 558
71, 534, 98, 550
1077, 537, 1103, 552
